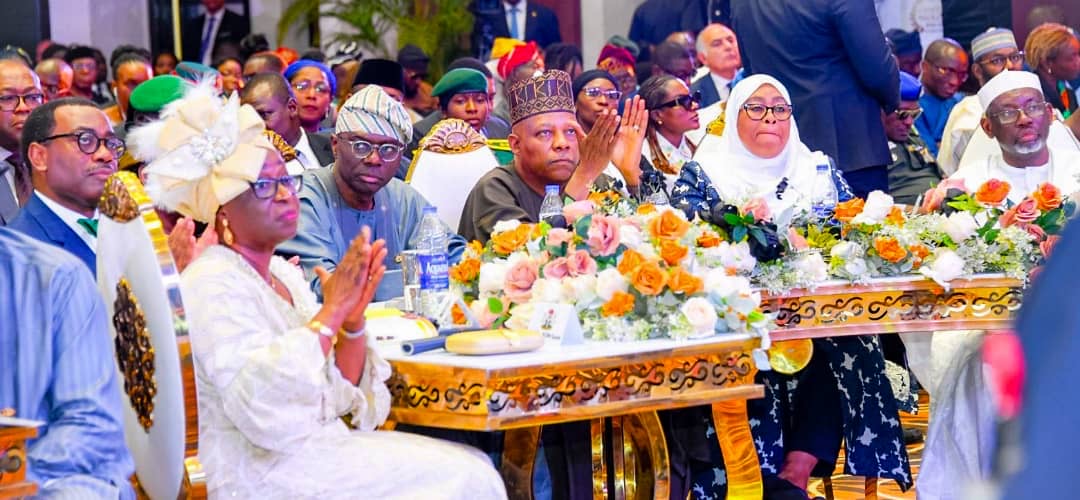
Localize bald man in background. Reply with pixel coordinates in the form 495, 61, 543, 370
916, 39, 969, 157
34, 59, 73, 101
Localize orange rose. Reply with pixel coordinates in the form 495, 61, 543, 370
629, 261, 668, 296
601, 291, 636, 317
491, 224, 532, 255
588, 190, 621, 206
696, 229, 722, 248
617, 248, 647, 275
451, 303, 468, 325
648, 209, 691, 239
1032, 182, 1063, 211
834, 198, 865, 222
909, 244, 931, 261
466, 240, 483, 255
668, 267, 704, 295
449, 258, 481, 283
658, 238, 689, 266
873, 237, 908, 263
886, 206, 906, 226
974, 179, 1011, 206
637, 203, 658, 215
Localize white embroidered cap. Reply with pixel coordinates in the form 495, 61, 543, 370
977, 70, 1043, 110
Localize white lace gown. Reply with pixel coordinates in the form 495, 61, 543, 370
181, 245, 507, 499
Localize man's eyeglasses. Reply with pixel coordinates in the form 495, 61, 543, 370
249, 174, 302, 199
71, 62, 95, 72
978, 51, 1025, 69
741, 103, 794, 121
658, 91, 701, 110
989, 101, 1050, 125
0, 93, 44, 111
347, 139, 404, 162
583, 87, 622, 101
38, 130, 125, 156
930, 63, 968, 83
893, 108, 923, 120
293, 80, 332, 95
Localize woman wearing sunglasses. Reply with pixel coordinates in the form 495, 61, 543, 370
133, 86, 506, 498
669, 75, 908, 499
639, 74, 700, 196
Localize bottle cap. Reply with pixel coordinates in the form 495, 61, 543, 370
423, 206, 437, 213
545, 185, 559, 194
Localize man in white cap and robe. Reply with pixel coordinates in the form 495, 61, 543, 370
950, 69, 1080, 201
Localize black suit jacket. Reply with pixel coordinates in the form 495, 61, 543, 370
731, 0, 899, 172
181, 9, 249, 62
690, 74, 723, 109
306, 132, 334, 167
474, 2, 562, 49
628, 0, 687, 51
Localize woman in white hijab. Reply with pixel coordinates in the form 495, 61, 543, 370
669, 76, 912, 499
671, 74, 853, 218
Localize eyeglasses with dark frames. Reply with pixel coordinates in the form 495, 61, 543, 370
0, 93, 44, 111
658, 91, 701, 110
38, 130, 126, 156
347, 139, 405, 162
741, 103, 794, 121
249, 174, 302, 199
978, 51, 1025, 69
988, 101, 1050, 125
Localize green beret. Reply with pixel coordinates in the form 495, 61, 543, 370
431, 68, 488, 99
129, 75, 191, 113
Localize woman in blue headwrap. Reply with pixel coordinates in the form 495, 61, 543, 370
285, 60, 338, 134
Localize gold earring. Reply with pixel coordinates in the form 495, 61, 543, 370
221, 218, 235, 246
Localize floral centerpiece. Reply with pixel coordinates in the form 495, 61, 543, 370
450, 193, 771, 341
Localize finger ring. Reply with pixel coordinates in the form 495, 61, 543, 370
632, 125, 639, 131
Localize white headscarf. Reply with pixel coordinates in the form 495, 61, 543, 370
693, 74, 825, 211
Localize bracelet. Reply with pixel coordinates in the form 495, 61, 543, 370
340, 326, 366, 340
307, 320, 335, 338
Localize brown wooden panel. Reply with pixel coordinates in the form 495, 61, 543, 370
533, 0, 581, 48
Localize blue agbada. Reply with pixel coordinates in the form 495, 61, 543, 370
0, 228, 135, 499
915, 92, 963, 157
277, 166, 466, 300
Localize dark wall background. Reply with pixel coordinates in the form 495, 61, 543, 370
0, 0, 50, 55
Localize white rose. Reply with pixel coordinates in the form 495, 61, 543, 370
492, 219, 521, 234
705, 269, 752, 298
844, 257, 868, 277
942, 211, 979, 243
851, 190, 895, 225
594, 268, 629, 301
793, 253, 828, 282
478, 261, 509, 296
531, 277, 567, 303
563, 274, 599, 307
681, 296, 718, 337
506, 302, 535, 330
830, 241, 860, 260
618, 224, 645, 251
717, 241, 757, 273
920, 250, 966, 287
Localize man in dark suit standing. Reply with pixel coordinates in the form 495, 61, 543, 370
471, 0, 561, 58
732, 0, 899, 197
9, 98, 122, 273
181, 0, 250, 65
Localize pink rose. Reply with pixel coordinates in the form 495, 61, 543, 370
587, 215, 621, 256
1040, 235, 1062, 258
787, 227, 809, 251
503, 259, 539, 304
742, 197, 771, 222
469, 298, 501, 328
546, 228, 574, 247
543, 257, 570, 279
567, 249, 598, 276
1026, 223, 1047, 241
563, 200, 595, 223
919, 177, 967, 213
1013, 198, 1040, 224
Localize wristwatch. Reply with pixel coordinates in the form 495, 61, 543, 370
307, 320, 335, 338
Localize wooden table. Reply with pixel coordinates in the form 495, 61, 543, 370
0, 425, 37, 499
378, 334, 766, 500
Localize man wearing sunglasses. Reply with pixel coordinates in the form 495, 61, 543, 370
278, 85, 465, 301
8, 98, 122, 272
0, 59, 44, 225
916, 39, 969, 158
938, 28, 1026, 175
884, 72, 941, 206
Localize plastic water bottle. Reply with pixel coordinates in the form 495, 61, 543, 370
417, 206, 450, 319
538, 185, 563, 222
810, 156, 838, 220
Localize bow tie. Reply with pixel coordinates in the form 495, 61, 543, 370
77, 217, 99, 236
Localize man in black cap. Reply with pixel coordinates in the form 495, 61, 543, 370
350, 58, 406, 102
397, 44, 436, 121
886, 28, 924, 77
63, 46, 111, 105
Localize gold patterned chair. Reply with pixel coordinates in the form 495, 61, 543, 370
405, 118, 501, 229
96, 172, 203, 498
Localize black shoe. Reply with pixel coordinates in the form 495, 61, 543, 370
903, 427, 924, 445
763, 475, 810, 500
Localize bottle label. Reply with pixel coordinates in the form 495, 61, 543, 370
418, 253, 450, 290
